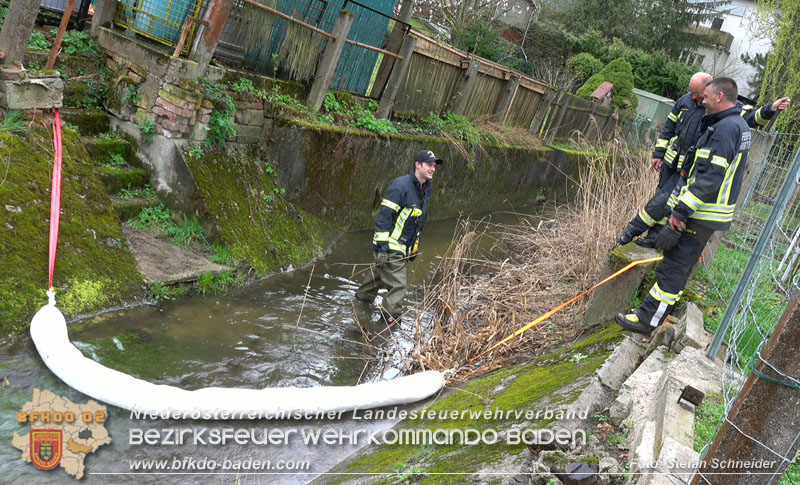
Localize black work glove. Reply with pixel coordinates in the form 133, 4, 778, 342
376, 251, 389, 264
654, 226, 681, 251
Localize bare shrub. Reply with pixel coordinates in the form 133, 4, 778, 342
411, 136, 657, 381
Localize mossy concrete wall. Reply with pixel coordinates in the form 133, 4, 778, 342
0, 129, 143, 335
268, 123, 583, 231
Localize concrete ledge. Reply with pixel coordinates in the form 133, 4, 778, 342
674, 302, 709, 352
583, 243, 660, 328
0, 75, 63, 109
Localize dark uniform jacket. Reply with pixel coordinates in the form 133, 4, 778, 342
372, 172, 431, 257
655, 95, 776, 173
672, 105, 751, 231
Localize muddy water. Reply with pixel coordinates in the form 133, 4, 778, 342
0, 209, 543, 484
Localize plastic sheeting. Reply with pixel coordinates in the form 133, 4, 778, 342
30, 303, 445, 417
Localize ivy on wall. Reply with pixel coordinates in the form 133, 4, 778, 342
759, 0, 800, 134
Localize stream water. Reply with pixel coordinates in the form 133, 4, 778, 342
0, 209, 543, 484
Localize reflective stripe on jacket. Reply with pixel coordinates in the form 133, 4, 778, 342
372, 172, 431, 257
672, 105, 751, 231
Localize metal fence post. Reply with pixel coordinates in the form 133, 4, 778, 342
707, 146, 800, 358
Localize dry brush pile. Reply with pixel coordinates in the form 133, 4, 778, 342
411, 138, 658, 382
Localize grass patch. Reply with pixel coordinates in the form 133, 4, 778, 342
128, 204, 172, 230
148, 282, 187, 301
693, 392, 724, 452
196, 270, 238, 296
167, 217, 208, 247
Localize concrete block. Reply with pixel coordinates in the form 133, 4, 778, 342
583, 244, 660, 328
678, 303, 709, 351
665, 347, 723, 398
235, 124, 262, 139
630, 420, 657, 478
660, 378, 695, 449
612, 348, 669, 450
235, 108, 265, 126
133, 109, 156, 126
0, 76, 63, 110
596, 337, 644, 391
646, 436, 699, 485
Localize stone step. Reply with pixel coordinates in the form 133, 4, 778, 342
60, 108, 110, 135
97, 165, 149, 193
83, 135, 143, 168
111, 195, 161, 221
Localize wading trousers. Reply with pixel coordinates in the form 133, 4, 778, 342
356, 252, 407, 315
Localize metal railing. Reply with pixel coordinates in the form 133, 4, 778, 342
695, 133, 800, 483
114, 0, 204, 53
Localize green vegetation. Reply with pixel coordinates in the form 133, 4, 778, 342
107, 153, 127, 167
693, 392, 724, 452
166, 217, 208, 247
321, 93, 397, 136
210, 243, 234, 265
28, 32, 51, 51
128, 205, 172, 230
61, 30, 100, 57
200, 79, 237, 147
688, 238, 785, 366
138, 120, 156, 143
420, 112, 480, 145
566, 52, 604, 85
759, 0, 800, 134
0, 110, 26, 134
187, 145, 205, 159
186, 147, 332, 274
196, 270, 238, 296
117, 184, 155, 200
148, 282, 187, 301
60, 279, 114, 316
0, 129, 141, 332
577, 58, 638, 112
343, 324, 624, 481
78, 68, 110, 109
124, 84, 141, 105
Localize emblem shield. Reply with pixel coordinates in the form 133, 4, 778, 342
30, 429, 62, 470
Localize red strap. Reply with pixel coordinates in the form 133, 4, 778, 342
48, 109, 63, 290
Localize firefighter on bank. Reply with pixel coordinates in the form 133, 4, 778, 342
355, 150, 443, 324
616, 77, 759, 334
618, 72, 790, 248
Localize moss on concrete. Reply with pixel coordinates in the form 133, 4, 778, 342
329, 324, 624, 484
187, 146, 334, 274
60, 109, 111, 135
112, 195, 162, 220
0, 129, 143, 334
84, 137, 137, 167
97, 166, 149, 193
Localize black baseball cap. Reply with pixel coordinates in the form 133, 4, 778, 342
415, 150, 444, 165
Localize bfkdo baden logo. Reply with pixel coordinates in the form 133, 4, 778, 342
13, 389, 111, 479
30, 429, 63, 470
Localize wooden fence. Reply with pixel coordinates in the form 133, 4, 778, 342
393, 29, 660, 146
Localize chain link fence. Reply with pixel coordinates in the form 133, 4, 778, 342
693, 131, 800, 483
